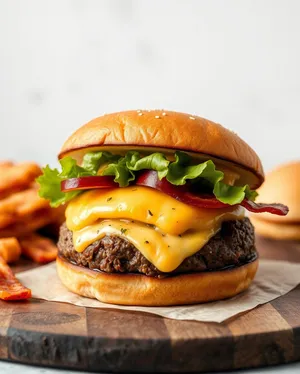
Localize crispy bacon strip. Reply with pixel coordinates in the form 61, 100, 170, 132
0, 237, 21, 263
241, 200, 289, 216
20, 234, 58, 264
0, 256, 31, 300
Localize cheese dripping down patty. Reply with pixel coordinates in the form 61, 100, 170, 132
65, 186, 245, 272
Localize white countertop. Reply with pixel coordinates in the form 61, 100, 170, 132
1, 361, 300, 373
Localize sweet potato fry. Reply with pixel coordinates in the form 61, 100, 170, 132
0, 159, 65, 237
0, 237, 21, 263
0, 188, 48, 219
0, 185, 65, 234
0, 207, 64, 238
0, 161, 14, 169
20, 234, 58, 264
0, 162, 41, 200
0, 256, 31, 300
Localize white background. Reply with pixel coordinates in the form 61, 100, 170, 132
0, 2, 300, 373
0, 0, 299, 172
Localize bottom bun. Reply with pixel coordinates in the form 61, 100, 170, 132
57, 256, 258, 306
251, 216, 300, 241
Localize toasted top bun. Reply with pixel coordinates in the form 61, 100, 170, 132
251, 161, 300, 223
59, 110, 264, 188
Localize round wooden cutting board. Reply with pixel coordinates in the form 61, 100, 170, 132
1, 237, 300, 373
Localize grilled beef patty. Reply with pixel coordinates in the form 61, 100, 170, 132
58, 218, 257, 277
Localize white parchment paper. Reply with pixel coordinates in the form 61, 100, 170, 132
17, 259, 300, 323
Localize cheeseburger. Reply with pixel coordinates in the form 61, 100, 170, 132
38, 110, 288, 306
251, 161, 299, 240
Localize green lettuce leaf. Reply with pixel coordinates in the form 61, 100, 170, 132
166, 151, 224, 186
213, 182, 258, 205
37, 157, 92, 207
36, 166, 67, 208
244, 185, 259, 201
126, 152, 170, 179
82, 151, 121, 173
101, 152, 170, 186
102, 156, 135, 187
37, 150, 258, 207
59, 157, 90, 178
165, 151, 258, 204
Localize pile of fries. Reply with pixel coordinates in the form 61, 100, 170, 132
0, 161, 64, 301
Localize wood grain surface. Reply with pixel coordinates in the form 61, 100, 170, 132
0, 236, 300, 372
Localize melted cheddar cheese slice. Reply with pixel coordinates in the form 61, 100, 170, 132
65, 186, 245, 272
66, 187, 243, 235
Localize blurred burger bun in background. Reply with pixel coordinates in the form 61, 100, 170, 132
251, 161, 300, 240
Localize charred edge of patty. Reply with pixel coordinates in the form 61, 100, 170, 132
58, 218, 257, 278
